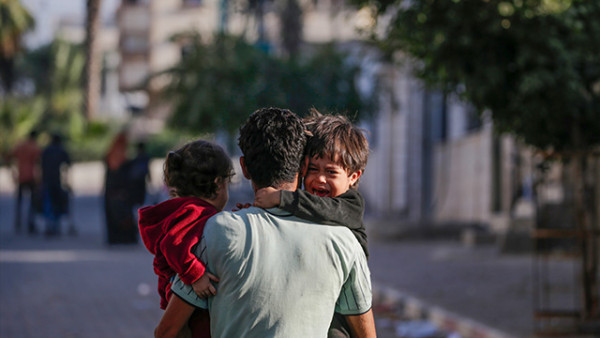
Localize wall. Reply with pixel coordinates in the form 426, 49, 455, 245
360, 62, 423, 220
432, 127, 493, 225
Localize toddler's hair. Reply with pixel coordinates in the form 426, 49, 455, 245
303, 109, 369, 187
163, 140, 234, 199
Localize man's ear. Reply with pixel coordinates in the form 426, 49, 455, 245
240, 156, 251, 179
349, 170, 362, 186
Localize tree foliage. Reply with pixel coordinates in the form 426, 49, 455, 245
1, 39, 110, 161
161, 33, 369, 139
19, 39, 87, 138
359, 0, 600, 151
356, 0, 600, 319
0, 0, 35, 93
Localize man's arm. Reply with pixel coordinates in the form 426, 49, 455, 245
345, 309, 377, 338
155, 294, 195, 338
335, 243, 374, 335
169, 226, 212, 307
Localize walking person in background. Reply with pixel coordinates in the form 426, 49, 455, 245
6, 130, 41, 235
40, 133, 71, 237
129, 141, 151, 210
103, 131, 137, 245
138, 139, 234, 337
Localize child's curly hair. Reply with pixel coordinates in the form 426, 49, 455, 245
163, 140, 234, 199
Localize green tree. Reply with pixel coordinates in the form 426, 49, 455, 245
162, 33, 279, 139
5, 40, 88, 145
358, 0, 599, 320
0, 0, 35, 93
362, 0, 599, 151
0, 96, 44, 159
161, 33, 369, 143
35, 39, 87, 138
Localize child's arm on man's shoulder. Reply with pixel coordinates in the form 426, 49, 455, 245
280, 189, 369, 257
254, 187, 281, 209
254, 186, 365, 231
254, 187, 369, 257
280, 189, 364, 230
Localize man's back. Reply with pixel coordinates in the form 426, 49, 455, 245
174, 206, 371, 337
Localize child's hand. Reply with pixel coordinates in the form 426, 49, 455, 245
232, 203, 252, 211
254, 187, 281, 208
192, 272, 219, 298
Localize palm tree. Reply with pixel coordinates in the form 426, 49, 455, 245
0, 0, 35, 94
83, 0, 101, 120
280, 0, 302, 57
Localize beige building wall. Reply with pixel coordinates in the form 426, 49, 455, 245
118, 0, 368, 90
117, 0, 371, 134
433, 127, 493, 225
360, 62, 421, 217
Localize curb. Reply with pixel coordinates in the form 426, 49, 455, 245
372, 283, 516, 338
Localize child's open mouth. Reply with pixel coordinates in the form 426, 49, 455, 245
313, 188, 330, 197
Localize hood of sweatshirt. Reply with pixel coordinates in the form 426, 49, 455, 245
138, 196, 215, 255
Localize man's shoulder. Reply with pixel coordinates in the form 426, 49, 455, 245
205, 207, 264, 232
202, 207, 269, 251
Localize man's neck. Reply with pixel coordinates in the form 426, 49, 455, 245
276, 181, 299, 192
251, 174, 300, 194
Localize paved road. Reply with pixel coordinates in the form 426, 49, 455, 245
0, 188, 582, 338
0, 192, 412, 338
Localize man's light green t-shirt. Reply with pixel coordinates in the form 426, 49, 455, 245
171, 207, 372, 337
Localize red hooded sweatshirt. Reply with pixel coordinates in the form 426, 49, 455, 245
138, 196, 217, 310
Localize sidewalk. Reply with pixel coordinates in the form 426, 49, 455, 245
368, 238, 529, 338
366, 225, 588, 338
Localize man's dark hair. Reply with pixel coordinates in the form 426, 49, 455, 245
238, 107, 307, 189
303, 109, 369, 188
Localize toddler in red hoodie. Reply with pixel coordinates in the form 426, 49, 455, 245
138, 139, 234, 337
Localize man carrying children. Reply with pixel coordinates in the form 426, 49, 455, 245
156, 107, 376, 337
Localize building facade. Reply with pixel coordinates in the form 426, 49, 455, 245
359, 57, 523, 238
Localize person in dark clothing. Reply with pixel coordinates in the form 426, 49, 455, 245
41, 133, 71, 237
253, 109, 370, 338
104, 131, 137, 245
129, 141, 151, 208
